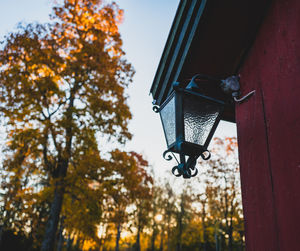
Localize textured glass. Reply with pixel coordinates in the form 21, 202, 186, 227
183, 94, 221, 146
160, 96, 176, 147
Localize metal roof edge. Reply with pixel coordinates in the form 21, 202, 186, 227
150, 0, 207, 103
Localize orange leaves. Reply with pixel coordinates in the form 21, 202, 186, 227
210, 137, 238, 158
0, 0, 135, 247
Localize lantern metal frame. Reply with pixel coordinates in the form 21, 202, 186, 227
153, 74, 244, 179
154, 81, 225, 178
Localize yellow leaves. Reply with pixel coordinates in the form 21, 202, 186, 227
16, 187, 34, 198
53, 0, 123, 39
29, 73, 38, 81
82, 239, 97, 251
89, 181, 100, 190
107, 46, 122, 57
115, 8, 124, 25
0, 0, 134, 247
28, 63, 54, 79
38, 65, 51, 77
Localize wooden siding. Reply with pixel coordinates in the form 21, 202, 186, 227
236, 0, 300, 249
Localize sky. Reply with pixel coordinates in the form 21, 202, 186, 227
0, 0, 236, 180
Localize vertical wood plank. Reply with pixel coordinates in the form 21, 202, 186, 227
236, 0, 300, 250
236, 80, 279, 251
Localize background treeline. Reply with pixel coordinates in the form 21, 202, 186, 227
0, 1, 243, 250
0, 137, 244, 251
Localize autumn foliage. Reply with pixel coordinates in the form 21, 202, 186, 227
0, 0, 137, 250
0, 0, 244, 250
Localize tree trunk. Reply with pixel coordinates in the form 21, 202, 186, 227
202, 218, 207, 251
57, 216, 65, 251
215, 226, 220, 251
135, 227, 141, 251
159, 224, 164, 251
41, 92, 74, 250
151, 231, 155, 251
176, 200, 184, 251
228, 217, 233, 251
66, 234, 73, 251
167, 212, 171, 251
200, 199, 207, 251
228, 196, 234, 251
41, 180, 65, 251
151, 223, 158, 251
239, 231, 244, 251
0, 225, 3, 247
176, 214, 182, 251
115, 223, 121, 251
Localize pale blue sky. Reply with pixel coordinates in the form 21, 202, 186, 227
0, 0, 236, 179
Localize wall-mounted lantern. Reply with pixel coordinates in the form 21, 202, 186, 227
153, 74, 251, 179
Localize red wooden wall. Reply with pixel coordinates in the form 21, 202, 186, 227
236, 0, 300, 250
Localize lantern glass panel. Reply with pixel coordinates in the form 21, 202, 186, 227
160, 95, 176, 147
183, 93, 222, 146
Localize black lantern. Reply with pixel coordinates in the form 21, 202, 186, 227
153, 74, 241, 179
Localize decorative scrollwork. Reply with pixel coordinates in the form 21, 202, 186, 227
200, 150, 211, 160
172, 166, 183, 177
152, 105, 160, 113
190, 168, 198, 177
170, 162, 199, 178
163, 149, 173, 161
163, 151, 206, 179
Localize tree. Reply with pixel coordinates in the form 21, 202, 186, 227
198, 137, 244, 251
161, 181, 176, 251
175, 185, 194, 251
0, 0, 134, 250
149, 184, 162, 251
128, 153, 152, 251
105, 151, 152, 251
